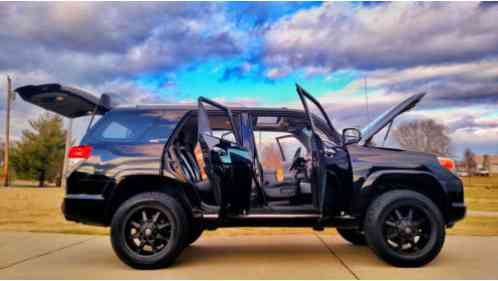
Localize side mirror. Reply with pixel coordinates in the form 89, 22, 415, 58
342, 128, 362, 145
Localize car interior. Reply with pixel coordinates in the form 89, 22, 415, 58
167, 111, 317, 214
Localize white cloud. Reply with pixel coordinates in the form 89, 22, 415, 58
367, 59, 498, 89
264, 2, 498, 72
0, 2, 243, 84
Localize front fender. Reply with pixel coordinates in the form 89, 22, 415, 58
361, 169, 442, 190
353, 169, 448, 220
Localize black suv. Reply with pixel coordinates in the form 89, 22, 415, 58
16, 83, 465, 269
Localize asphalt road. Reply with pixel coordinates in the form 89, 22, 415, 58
0, 232, 497, 279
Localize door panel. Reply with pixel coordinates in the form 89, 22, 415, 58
197, 97, 253, 216
296, 84, 352, 217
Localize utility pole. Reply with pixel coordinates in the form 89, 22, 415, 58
364, 76, 370, 123
3, 76, 12, 187
61, 119, 73, 189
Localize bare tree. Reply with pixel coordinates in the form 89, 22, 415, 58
393, 118, 451, 156
463, 148, 477, 176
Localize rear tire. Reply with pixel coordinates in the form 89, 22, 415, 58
110, 192, 189, 269
364, 190, 445, 267
337, 228, 367, 245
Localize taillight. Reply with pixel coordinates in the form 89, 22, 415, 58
438, 157, 455, 171
68, 145, 93, 159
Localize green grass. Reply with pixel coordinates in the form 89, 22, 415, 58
462, 176, 498, 212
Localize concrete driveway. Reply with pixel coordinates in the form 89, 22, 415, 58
0, 232, 497, 279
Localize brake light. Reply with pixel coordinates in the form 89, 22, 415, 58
68, 145, 93, 159
438, 157, 455, 171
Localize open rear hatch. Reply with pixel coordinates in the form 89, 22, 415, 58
15, 83, 111, 118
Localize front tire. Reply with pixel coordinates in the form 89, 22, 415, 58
337, 228, 366, 245
364, 190, 445, 267
110, 192, 189, 269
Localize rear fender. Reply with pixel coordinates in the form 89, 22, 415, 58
105, 174, 200, 224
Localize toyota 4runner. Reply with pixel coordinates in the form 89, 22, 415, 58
16, 83, 466, 269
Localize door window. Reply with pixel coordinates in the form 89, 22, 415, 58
277, 135, 307, 162
296, 85, 341, 145
254, 131, 307, 172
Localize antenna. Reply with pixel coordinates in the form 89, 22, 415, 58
364, 76, 370, 123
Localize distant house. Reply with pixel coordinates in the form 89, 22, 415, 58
474, 155, 498, 175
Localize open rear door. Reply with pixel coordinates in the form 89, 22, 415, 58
296, 84, 352, 218
197, 97, 253, 217
15, 83, 111, 118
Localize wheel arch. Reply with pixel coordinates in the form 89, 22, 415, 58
104, 174, 201, 225
359, 170, 449, 224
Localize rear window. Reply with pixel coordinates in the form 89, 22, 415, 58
82, 109, 184, 144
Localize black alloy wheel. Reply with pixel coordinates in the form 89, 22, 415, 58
124, 206, 173, 255
111, 192, 189, 269
382, 205, 431, 254
364, 190, 445, 267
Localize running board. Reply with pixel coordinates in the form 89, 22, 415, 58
201, 212, 359, 228
203, 213, 321, 219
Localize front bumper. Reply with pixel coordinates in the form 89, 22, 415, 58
62, 194, 107, 226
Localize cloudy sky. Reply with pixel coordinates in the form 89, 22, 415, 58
0, 2, 497, 156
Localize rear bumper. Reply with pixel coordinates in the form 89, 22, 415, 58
62, 194, 107, 226
447, 202, 466, 227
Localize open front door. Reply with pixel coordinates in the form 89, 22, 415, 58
296, 84, 352, 218
197, 97, 253, 217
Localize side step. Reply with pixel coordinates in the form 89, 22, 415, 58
203, 213, 320, 219
202, 213, 359, 229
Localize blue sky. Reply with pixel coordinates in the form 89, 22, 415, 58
135, 57, 360, 105
0, 2, 497, 156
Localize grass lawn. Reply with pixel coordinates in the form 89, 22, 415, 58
461, 176, 498, 212
1, 176, 497, 236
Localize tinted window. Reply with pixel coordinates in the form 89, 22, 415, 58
101, 122, 130, 139
83, 110, 184, 144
